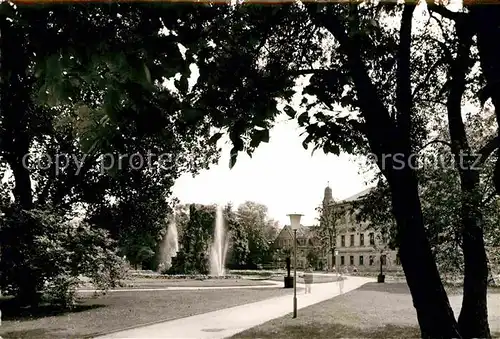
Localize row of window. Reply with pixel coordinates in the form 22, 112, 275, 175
335, 254, 386, 266
340, 232, 375, 247
277, 238, 314, 247
277, 232, 377, 249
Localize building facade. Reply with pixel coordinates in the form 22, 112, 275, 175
273, 185, 402, 272
322, 185, 401, 272
272, 224, 326, 270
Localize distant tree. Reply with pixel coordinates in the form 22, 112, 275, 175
170, 204, 215, 274
224, 203, 249, 269
306, 249, 320, 270
236, 201, 279, 268
316, 203, 340, 270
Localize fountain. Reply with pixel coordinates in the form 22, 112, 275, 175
209, 205, 228, 276
158, 217, 179, 271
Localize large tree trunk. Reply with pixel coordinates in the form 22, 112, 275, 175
308, 6, 461, 337
389, 167, 461, 339
446, 15, 491, 338
1, 15, 37, 306
2, 14, 34, 211
472, 6, 500, 195
457, 173, 490, 339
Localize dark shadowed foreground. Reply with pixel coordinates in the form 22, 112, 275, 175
232, 283, 500, 339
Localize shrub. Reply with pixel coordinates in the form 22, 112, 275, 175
0, 207, 125, 307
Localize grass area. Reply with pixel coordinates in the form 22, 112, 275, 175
0, 287, 295, 339
268, 275, 343, 284
232, 282, 500, 339
229, 270, 279, 277
116, 277, 275, 288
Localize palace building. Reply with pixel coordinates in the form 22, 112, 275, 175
273, 184, 402, 272
321, 184, 401, 272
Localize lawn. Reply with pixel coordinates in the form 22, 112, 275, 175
268, 274, 343, 284
232, 282, 500, 339
0, 287, 294, 338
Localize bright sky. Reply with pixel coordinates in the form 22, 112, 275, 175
171, 115, 371, 226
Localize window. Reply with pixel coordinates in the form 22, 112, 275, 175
360, 234, 364, 246
341, 235, 345, 247
381, 255, 387, 266
369, 233, 375, 245
341, 256, 345, 265
359, 255, 364, 265
349, 255, 354, 265
350, 234, 354, 247
396, 253, 401, 265
333, 255, 336, 266
369, 255, 374, 265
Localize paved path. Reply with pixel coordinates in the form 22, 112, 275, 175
96, 275, 374, 339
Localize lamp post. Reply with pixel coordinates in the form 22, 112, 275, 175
378, 249, 386, 283
288, 213, 302, 319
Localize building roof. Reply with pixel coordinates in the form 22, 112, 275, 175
276, 224, 319, 239
339, 187, 375, 203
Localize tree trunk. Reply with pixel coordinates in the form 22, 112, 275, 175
2, 17, 34, 211
446, 14, 491, 337
329, 230, 335, 271
2, 21, 38, 306
457, 177, 490, 338
7, 154, 33, 210
308, 7, 461, 337
472, 6, 500, 195
389, 167, 461, 339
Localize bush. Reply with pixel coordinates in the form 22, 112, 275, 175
0, 207, 125, 307
167, 249, 209, 275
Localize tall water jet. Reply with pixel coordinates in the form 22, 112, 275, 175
158, 218, 179, 271
209, 205, 228, 276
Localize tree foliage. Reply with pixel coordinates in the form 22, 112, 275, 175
0, 2, 219, 305
0, 207, 124, 307
3, 1, 500, 336
234, 201, 278, 268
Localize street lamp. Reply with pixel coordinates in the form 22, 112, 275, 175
288, 213, 303, 319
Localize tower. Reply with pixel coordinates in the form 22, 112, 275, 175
321, 182, 334, 228
323, 181, 333, 207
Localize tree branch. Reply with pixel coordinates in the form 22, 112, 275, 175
481, 189, 497, 206
305, 4, 396, 158
396, 4, 416, 145
426, 2, 467, 21
412, 58, 446, 101
418, 139, 452, 153
429, 36, 454, 65
290, 68, 334, 77
444, 13, 475, 163
477, 135, 500, 166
